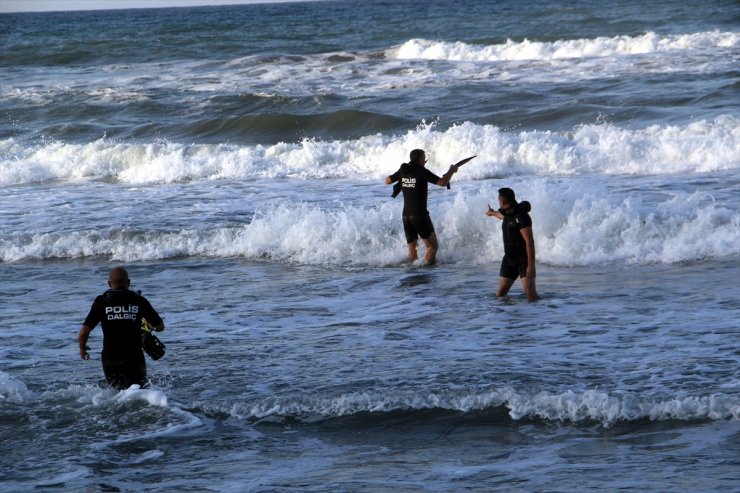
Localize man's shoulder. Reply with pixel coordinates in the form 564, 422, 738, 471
101, 289, 147, 303
514, 210, 532, 227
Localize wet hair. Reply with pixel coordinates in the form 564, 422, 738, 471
498, 187, 517, 206
409, 149, 425, 165
108, 266, 130, 287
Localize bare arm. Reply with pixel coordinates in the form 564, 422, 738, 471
384, 176, 393, 185
78, 325, 93, 360
436, 164, 458, 187
520, 226, 536, 278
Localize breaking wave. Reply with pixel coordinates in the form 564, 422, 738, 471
391, 31, 739, 62
2, 184, 737, 265
222, 387, 740, 428
1, 116, 737, 186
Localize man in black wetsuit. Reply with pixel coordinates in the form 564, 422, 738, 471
487, 187, 540, 300
78, 267, 165, 389
385, 149, 459, 265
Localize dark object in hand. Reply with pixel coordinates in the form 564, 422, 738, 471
141, 330, 166, 360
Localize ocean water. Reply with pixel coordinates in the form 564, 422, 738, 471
1, 0, 739, 491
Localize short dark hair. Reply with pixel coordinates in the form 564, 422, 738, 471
108, 266, 130, 287
498, 187, 517, 205
409, 149, 425, 164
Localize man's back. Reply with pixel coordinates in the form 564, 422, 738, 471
501, 202, 532, 260
395, 163, 440, 216
84, 288, 161, 358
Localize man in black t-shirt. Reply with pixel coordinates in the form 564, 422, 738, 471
78, 267, 165, 389
385, 149, 458, 265
486, 187, 540, 300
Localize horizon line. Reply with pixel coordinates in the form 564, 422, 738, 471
0, 0, 321, 14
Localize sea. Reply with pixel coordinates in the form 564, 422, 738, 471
1, 0, 739, 491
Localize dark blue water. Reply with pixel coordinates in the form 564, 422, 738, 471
2, 0, 738, 144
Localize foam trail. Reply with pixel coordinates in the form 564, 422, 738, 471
227, 387, 740, 427
1, 116, 738, 185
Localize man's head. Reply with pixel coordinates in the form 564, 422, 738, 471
498, 187, 517, 209
108, 266, 131, 289
409, 149, 427, 167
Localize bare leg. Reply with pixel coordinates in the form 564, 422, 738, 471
406, 241, 419, 262
521, 276, 540, 301
421, 232, 438, 265
496, 277, 516, 297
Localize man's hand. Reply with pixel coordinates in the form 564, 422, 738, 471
486, 204, 503, 219
78, 325, 93, 360
526, 264, 536, 279
143, 318, 165, 332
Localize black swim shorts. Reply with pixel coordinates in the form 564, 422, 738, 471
403, 214, 435, 243
499, 255, 528, 280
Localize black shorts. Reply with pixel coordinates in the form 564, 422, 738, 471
403, 214, 435, 244
500, 255, 528, 280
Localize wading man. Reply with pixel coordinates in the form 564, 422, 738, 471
385, 149, 459, 265
78, 267, 165, 389
487, 187, 540, 300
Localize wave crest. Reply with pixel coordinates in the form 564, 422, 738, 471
224, 387, 740, 427
2, 185, 738, 265
391, 31, 739, 62
1, 116, 737, 186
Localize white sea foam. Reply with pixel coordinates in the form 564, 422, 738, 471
229, 387, 739, 427
392, 31, 739, 62
3, 31, 736, 107
2, 180, 738, 265
115, 384, 169, 407
1, 116, 737, 186
0, 371, 31, 403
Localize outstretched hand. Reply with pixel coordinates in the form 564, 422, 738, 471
486, 204, 502, 219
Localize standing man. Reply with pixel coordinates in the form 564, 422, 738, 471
78, 267, 165, 389
385, 149, 459, 265
486, 188, 540, 300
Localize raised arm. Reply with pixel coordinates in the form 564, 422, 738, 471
486, 204, 503, 220
436, 164, 458, 187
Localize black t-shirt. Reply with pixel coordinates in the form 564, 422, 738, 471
501, 207, 532, 261
83, 289, 163, 358
389, 164, 441, 216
